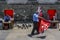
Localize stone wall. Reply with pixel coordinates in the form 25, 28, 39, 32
0, 2, 60, 22
8, 4, 60, 21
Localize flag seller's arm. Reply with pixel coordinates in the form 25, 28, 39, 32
38, 16, 44, 19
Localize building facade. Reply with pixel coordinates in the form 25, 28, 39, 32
6, 0, 58, 4
0, 0, 60, 23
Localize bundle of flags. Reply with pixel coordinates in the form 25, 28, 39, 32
37, 6, 41, 13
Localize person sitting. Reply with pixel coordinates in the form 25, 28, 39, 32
4, 15, 10, 22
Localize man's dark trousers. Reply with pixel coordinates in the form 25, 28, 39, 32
31, 21, 39, 35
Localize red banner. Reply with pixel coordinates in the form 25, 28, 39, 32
47, 9, 56, 20
4, 9, 14, 18
39, 19, 50, 33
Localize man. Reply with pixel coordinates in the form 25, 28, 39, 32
4, 14, 10, 22
28, 11, 43, 37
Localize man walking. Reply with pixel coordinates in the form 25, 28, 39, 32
28, 11, 39, 37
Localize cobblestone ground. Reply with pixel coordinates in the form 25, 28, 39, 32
0, 26, 60, 40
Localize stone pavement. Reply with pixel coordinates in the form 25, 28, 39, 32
0, 27, 60, 40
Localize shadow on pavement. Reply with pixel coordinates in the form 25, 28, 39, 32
36, 36, 46, 39
28, 33, 39, 37
28, 33, 46, 39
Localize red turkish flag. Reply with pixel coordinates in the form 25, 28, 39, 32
39, 19, 50, 33
47, 9, 56, 20
4, 9, 14, 18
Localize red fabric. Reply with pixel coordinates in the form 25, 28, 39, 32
38, 12, 43, 29
4, 9, 14, 18
47, 9, 56, 20
39, 12, 43, 17
39, 19, 50, 33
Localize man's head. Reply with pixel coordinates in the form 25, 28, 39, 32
36, 11, 39, 14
